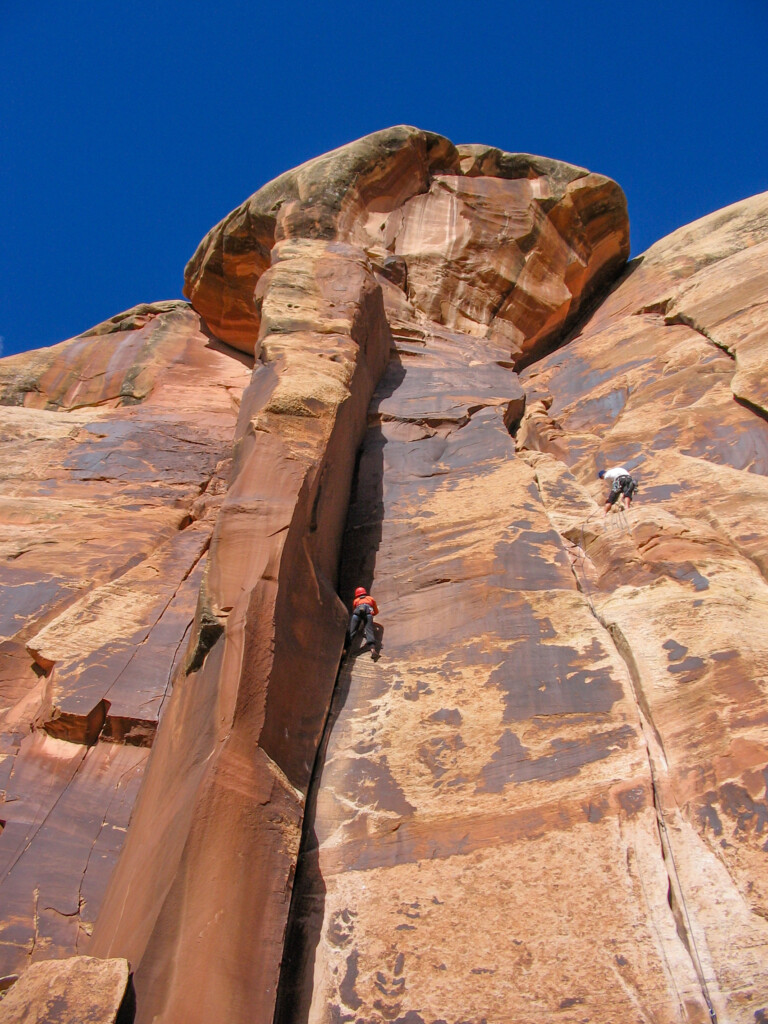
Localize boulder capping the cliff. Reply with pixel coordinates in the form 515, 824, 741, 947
183, 125, 629, 367
1, 127, 767, 1024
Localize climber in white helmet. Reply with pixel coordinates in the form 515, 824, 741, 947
599, 466, 638, 514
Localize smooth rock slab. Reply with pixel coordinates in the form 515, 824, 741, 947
517, 189, 768, 1021
0, 305, 250, 979
0, 956, 131, 1024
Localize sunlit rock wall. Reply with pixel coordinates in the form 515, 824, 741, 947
3, 126, 766, 1024
275, 197, 768, 1024
0, 302, 251, 974
514, 193, 768, 1022
84, 126, 629, 1024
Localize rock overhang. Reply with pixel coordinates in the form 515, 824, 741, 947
2, 127, 767, 1024
183, 125, 630, 367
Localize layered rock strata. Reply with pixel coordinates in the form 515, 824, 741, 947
0, 303, 251, 976
81, 127, 630, 1024
1, 126, 765, 1024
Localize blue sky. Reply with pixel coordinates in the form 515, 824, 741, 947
2, 1, 767, 357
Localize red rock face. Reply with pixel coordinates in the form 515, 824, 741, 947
89, 239, 391, 1024
182, 126, 628, 366
512, 193, 768, 1022
1, 127, 766, 1024
0, 955, 131, 1022
82, 127, 628, 1024
0, 303, 251, 976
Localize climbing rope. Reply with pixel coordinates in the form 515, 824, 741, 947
574, 508, 600, 616
657, 812, 719, 1021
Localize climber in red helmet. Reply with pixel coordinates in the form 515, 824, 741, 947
346, 585, 379, 654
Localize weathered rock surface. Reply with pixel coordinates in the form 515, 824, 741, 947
2, 126, 766, 1024
510, 192, 768, 1022
82, 128, 629, 1024
86, 233, 390, 1024
0, 302, 251, 975
183, 126, 628, 366
0, 955, 131, 1023
275, 277, 710, 1024
274, 202, 768, 1024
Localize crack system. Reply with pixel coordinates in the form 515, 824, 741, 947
528, 465, 719, 1022
606, 614, 719, 1024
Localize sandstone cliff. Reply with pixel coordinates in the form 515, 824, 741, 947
0, 127, 766, 1024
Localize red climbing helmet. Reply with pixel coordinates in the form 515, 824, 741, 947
354, 586, 367, 597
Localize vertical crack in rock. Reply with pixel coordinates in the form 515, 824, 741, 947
30, 886, 40, 960
273, 636, 351, 1024
88, 137, 401, 1024
602, 619, 719, 1023
527, 461, 721, 1022
267, 145, 656, 1022
514, 267, 768, 1012
156, 619, 194, 722
74, 752, 149, 954
2, 743, 91, 886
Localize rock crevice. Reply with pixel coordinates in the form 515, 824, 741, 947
2, 128, 767, 1024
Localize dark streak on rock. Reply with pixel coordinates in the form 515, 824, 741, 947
336, 757, 416, 818
339, 950, 362, 1010
487, 635, 623, 723
617, 785, 646, 818
711, 649, 738, 662
478, 724, 636, 792
668, 656, 706, 680
428, 708, 462, 726
663, 639, 688, 662
697, 797, 724, 838
719, 783, 768, 836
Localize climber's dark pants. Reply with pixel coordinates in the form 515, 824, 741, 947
606, 475, 635, 507
348, 605, 375, 645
